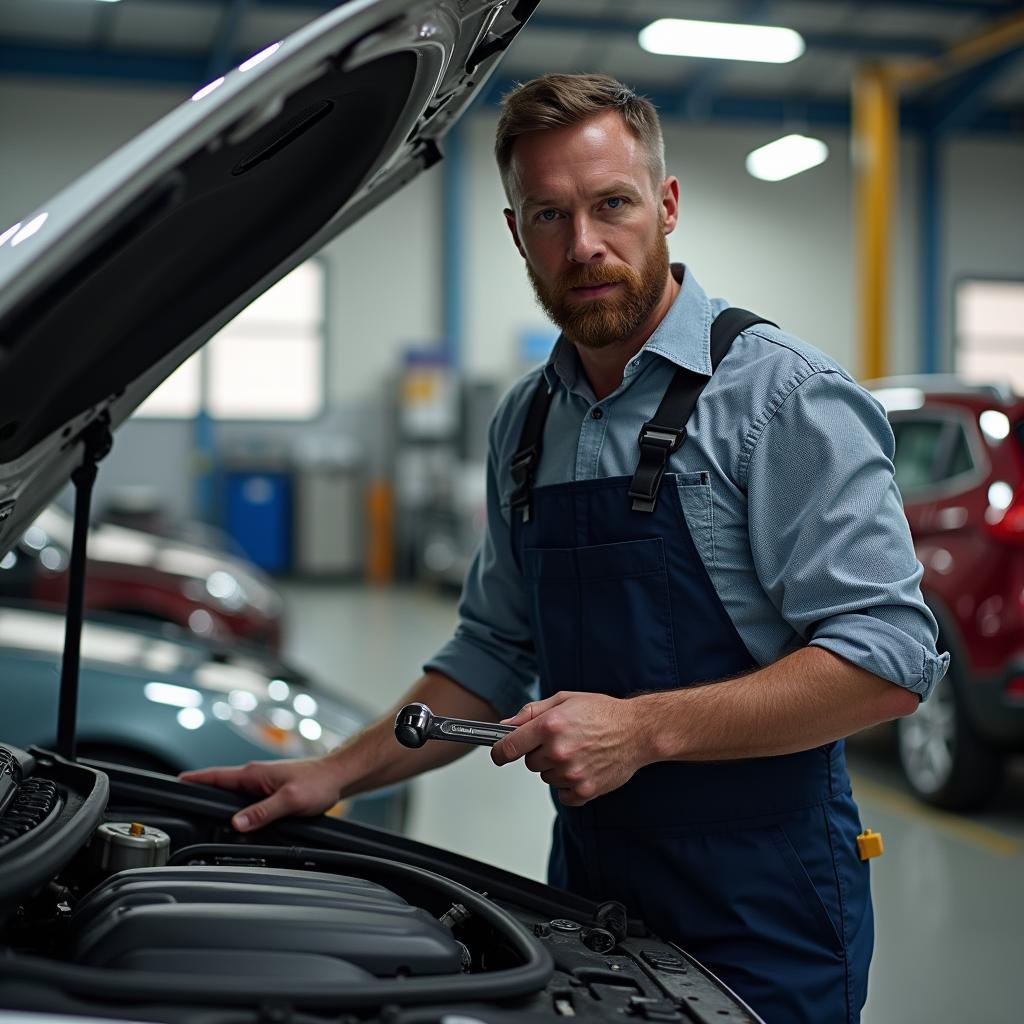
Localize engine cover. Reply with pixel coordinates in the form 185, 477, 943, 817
70, 865, 464, 978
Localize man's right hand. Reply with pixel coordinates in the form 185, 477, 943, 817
178, 756, 343, 833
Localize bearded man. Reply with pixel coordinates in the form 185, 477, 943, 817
183, 74, 948, 1023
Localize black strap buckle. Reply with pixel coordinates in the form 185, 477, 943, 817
637, 422, 686, 453
510, 445, 539, 521
628, 422, 686, 512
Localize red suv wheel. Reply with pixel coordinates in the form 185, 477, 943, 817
896, 663, 1003, 810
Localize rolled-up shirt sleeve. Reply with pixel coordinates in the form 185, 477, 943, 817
424, 412, 538, 719
744, 369, 950, 699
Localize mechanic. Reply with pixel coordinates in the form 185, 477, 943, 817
182, 73, 949, 1022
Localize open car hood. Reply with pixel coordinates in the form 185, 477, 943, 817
0, 0, 538, 552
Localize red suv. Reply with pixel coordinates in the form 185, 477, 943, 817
0, 504, 283, 651
868, 376, 1024, 809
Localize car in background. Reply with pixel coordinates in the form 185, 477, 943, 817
0, 601, 405, 832
868, 376, 1024, 809
0, 503, 284, 650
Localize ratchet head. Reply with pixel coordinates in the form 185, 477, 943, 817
394, 702, 433, 749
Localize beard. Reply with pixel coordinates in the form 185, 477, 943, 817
526, 230, 671, 350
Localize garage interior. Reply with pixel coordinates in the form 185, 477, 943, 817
1, 1, 1023, 1022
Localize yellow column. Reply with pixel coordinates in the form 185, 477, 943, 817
853, 64, 897, 382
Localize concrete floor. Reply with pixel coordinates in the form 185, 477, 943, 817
280, 581, 1024, 1024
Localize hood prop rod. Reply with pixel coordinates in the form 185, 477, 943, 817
57, 415, 113, 761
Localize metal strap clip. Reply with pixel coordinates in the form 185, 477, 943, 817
510, 445, 539, 521
628, 422, 686, 512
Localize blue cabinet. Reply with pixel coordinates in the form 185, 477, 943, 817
224, 470, 292, 574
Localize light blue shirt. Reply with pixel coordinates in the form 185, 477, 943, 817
427, 265, 949, 719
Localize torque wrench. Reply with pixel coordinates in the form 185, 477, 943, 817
394, 702, 515, 749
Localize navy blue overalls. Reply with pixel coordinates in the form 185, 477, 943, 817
507, 309, 873, 1023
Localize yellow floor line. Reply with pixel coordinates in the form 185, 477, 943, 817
850, 773, 1023, 858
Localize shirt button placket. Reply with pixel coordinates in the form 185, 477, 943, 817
580, 405, 606, 480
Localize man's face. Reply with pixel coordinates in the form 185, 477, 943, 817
504, 110, 679, 350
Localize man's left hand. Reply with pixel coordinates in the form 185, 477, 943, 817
490, 691, 647, 806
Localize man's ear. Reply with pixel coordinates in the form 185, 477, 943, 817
660, 177, 680, 235
504, 208, 527, 259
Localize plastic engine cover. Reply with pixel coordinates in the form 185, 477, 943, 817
70, 866, 463, 978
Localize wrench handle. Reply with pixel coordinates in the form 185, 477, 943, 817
430, 717, 516, 747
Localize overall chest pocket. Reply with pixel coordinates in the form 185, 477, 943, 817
521, 537, 680, 697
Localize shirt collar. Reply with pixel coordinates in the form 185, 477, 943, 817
541, 262, 715, 393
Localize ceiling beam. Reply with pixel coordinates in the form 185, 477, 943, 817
0, 42, 208, 85
2, 41, 1021, 135
928, 44, 1024, 130
675, 0, 772, 117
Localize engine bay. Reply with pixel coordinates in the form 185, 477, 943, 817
0, 744, 759, 1023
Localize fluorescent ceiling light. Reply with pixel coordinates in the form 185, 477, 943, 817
746, 134, 828, 181
639, 18, 804, 64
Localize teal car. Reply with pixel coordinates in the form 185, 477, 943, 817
0, 601, 406, 832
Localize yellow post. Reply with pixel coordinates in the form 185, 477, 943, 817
852, 64, 897, 382
854, 8, 1024, 381
365, 479, 395, 584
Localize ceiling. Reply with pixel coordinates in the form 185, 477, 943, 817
2, 0, 1023, 132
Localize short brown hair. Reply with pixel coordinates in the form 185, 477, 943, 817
495, 73, 666, 204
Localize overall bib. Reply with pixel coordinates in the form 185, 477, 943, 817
508, 310, 873, 1023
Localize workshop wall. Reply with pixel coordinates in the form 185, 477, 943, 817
3, 78, 1022, 526
460, 109, 1022, 384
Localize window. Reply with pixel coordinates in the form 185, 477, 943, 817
956, 279, 1024, 393
891, 420, 946, 494
135, 261, 325, 421
942, 427, 974, 482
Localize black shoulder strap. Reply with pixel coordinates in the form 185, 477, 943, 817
508, 375, 554, 522
509, 308, 776, 521
628, 308, 776, 512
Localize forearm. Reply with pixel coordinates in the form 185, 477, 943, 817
636, 646, 919, 763
325, 671, 501, 799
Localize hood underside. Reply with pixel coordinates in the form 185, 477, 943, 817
0, 0, 538, 551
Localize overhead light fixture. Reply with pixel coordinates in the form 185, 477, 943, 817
638, 18, 805, 64
745, 134, 828, 181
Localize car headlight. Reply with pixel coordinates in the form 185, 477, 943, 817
210, 687, 357, 758
203, 570, 250, 613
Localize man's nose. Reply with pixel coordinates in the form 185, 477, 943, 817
567, 216, 604, 264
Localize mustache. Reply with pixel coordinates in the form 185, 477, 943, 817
555, 264, 634, 293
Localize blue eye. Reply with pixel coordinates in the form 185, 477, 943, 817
539, 209, 558, 222
606, 197, 624, 209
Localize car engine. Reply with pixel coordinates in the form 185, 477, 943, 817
0, 744, 760, 1023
